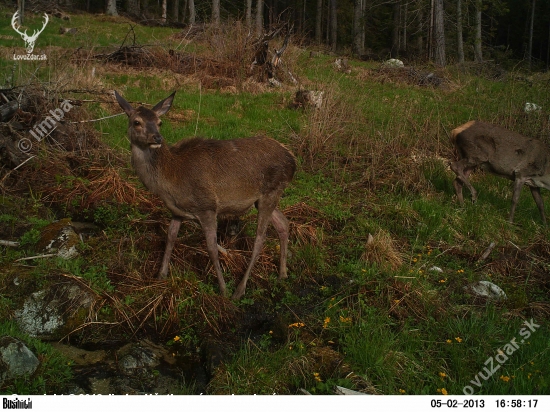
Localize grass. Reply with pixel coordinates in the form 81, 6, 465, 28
0, 7, 549, 395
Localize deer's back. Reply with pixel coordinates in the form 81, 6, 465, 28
452, 121, 550, 178
156, 136, 296, 216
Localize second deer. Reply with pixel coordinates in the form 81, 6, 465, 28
115, 91, 296, 299
450, 120, 550, 224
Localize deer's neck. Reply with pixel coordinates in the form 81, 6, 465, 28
131, 144, 168, 194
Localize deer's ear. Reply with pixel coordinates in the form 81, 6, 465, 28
115, 91, 134, 116
152, 92, 176, 116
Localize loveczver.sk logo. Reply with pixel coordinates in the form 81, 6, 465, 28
11, 11, 48, 60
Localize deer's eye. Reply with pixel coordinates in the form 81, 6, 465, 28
133, 120, 141, 126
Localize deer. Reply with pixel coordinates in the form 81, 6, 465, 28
450, 120, 550, 225
115, 91, 296, 300
11, 11, 49, 54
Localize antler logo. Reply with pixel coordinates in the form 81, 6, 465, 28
11, 11, 49, 54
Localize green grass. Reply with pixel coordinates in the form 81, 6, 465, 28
0, 321, 73, 394
1, 9, 549, 395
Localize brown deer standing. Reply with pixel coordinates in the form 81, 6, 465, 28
450, 120, 550, 224
115, 91, 296, 299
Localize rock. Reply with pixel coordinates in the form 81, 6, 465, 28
524, 102, 541, 113
59, 27, 77, 35
117, 340, 168, 376
15, 283, 94, 340
0, 337, 39, 385
335, 385, 368, 395
50, 343, 107, 366
429, 266, 443, 273
292, 90, 324, 109
465, 281, 507, 301
333, 58, 351, 73
38, 219, 80, 259
383, 58, 404, 68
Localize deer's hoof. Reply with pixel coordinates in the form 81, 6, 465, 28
231, 286, 246, 300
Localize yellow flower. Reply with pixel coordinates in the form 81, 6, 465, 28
323, 317, 331, 328
500, 375, 511, 382
437, 388, 448, 395
173, 335, 180, 342
446, 339, 452, 344
339, 316, 352, 323
439, 372, 446, 378
269, 330, 273, 334
455, 337, 463, 343
412, 258, 418, 263
399, 389, 406, 394
439, 279, 446, 283
288, 322, 305, 328
313, 372, 322, 382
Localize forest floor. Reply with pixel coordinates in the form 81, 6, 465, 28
0, 8, 549, 395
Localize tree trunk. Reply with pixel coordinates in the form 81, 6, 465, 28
474, 0, 482, 63
182, 0, 188, 23
361, 0, 366, 52
402, 1, 407, 53
528, 0, 536, 70
433, 0, 445, 66
106, 0, 118, 16
17, 0, 24, 24
457, 0, 464, 64
392, 1, 400, 57
246, 0, 252, 28
353, 0, 362, 56
330, 0, 337, 53
212, 0, 220, 25
316, 0, 322, 44
161, 0, 167, 23
127, 0, 140, 16
189, 0, 196, 24
416, 0, 423, 56
173, 0, 179, 22
428, 0, 433, 61
256, 0, 264, 35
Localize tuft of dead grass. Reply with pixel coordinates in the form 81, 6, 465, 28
360, 230, 403, 271
294, 83, 360, 170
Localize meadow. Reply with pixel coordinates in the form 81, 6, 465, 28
0, 8, 549, 395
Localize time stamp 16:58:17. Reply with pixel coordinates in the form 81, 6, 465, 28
430, 399, 540, 409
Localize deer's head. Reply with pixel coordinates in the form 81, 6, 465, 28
11, 11, 49, 54
115, 91, 175, 150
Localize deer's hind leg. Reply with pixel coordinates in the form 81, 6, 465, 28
450, 159, 478, 204
232, 195, 280, 300
270, 208, 290, 279
529, 186, 547, 226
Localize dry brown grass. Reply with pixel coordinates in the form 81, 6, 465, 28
360, 230, 404, 271
294, 84, 361, 170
